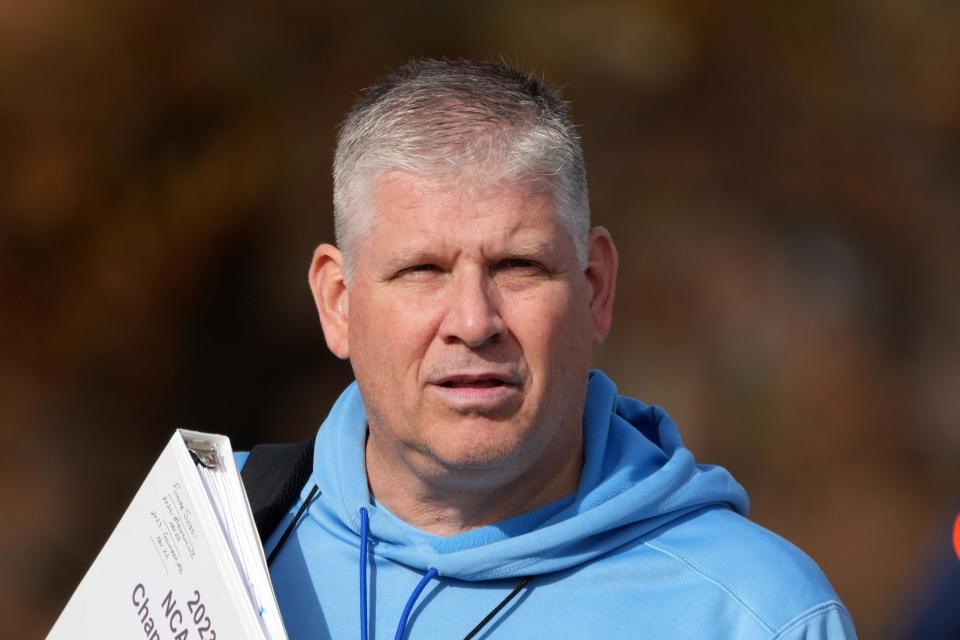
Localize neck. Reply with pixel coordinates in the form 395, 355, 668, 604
365, 434, 583, 536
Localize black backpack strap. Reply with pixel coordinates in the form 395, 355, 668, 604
240, 436, 316, 544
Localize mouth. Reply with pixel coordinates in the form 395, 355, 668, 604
433, 374, 519, 389
427, 372, 523, 411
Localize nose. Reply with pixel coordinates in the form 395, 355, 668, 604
439, 269, 504, 348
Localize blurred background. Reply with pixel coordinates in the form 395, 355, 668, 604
2, 0, 958, 637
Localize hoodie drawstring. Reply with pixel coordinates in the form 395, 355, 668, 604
393, 567, 439, 640
360, 508, 370, 640
359, 506, 440, 640
358, 507, 530, 639
270, 498, 529, 638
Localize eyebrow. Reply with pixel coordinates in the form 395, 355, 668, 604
381, 248, 442, 269
503, 242, 555, 259
384, 240, 556, 267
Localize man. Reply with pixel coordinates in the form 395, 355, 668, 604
242, 59, 857, 639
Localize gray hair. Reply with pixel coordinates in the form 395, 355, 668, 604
332, 59, 590, 279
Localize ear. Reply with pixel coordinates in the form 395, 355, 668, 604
308, 243, 350, 359
584, 227, 618, 343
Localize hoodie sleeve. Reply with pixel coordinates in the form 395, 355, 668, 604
234, 450, 249, 472
772, 602, 857, 639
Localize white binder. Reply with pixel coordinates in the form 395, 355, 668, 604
48, 430, 288, 640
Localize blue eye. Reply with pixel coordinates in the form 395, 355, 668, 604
498, 259, 542, 271
395, 264, 441, 280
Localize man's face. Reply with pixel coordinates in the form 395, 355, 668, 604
340, 170, 602, 486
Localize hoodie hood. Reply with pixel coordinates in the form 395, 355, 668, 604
305, 369, 749, 582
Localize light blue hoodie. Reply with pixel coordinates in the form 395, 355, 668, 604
244, 370, 856, 639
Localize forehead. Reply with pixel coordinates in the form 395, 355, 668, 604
366, 170, 561, 243
357, 170, 574, 270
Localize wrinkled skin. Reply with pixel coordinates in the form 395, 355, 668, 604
309, 171, 617, 532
